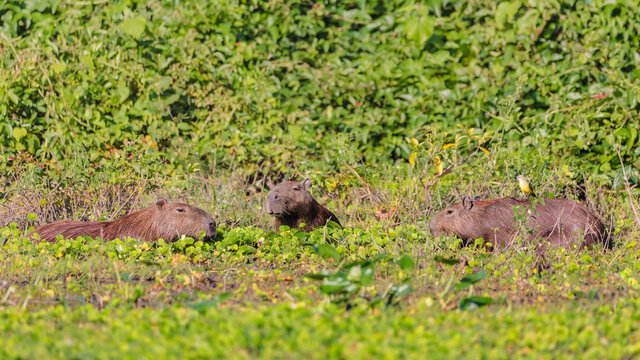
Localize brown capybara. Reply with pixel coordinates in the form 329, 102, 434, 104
31, 199, 217, 243
266, 179, 341, 232
429, 197, 609, 249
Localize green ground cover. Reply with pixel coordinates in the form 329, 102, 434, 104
2, 0, 640, 358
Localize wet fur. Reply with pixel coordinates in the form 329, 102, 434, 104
266, 179, 341, 232
430, 197, 609, 249
32, 200, 217, 243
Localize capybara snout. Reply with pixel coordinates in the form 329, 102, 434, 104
265, 191, 282, 215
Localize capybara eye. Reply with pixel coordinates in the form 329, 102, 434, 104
293, 187, 300, 191
446, 210, 454, 215
176, 208, 185, 213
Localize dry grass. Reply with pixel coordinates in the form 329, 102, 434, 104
1, 158, 637, 249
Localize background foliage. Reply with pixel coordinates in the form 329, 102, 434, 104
1, 0, 639, 181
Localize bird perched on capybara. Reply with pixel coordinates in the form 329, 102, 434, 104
429, 197, 608, 249
31, 199, 217, 243
266, 179, 341, 232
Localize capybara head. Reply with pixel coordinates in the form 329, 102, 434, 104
266, 179, 314, 218
133, 199, 217, 241
429, 196, 482, 241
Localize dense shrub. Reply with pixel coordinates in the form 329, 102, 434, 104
1, 0, 639, 182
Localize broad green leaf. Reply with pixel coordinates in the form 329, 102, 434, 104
347, 265, 362, 281
12, 127, 27, 142
516, 9, 539, 34
314, 244, 341, 262
392, 284, 414, 297
397, 255, 416, 270
456, 270, 487, 289
122, 17, 147, 39
360, 267, 374, 286
434, 255, 460, 265
495, 1, 521, 28
79, 55, 94, 69
320, 278, 351, 294
305, 271, 333, 280
117, 81, 130, 102
52, 62, 66, 74
404, 6, 434, 47
460, 295, 493, 310
25, 134, 40, 153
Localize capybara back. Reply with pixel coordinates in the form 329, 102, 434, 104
32, 199, 217, 242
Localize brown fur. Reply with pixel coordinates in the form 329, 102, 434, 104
429, 197, 609, 249
31, 199, 217, 243
266, 179, 341, 232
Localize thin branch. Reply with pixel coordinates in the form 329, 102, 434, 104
344, 161, 377, 203
310, 2, 368, 25
616, 145, 640, 227
424, 148, 480, 192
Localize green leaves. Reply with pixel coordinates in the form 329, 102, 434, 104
79, 55, 94, 70
188, 292, 231, 314
12, 127, 27, 142
402, 4, 434, 47
452, 270, 492, 310
459, 295, 493, 310
1, 209, 639, 358
314, 244, 341, 262
455, 270, 487, 290
116, 81, 130, 103
306, 248, 413, 307
1, 0, 640, 184
516, 9, 540, 35
434, 255, 461, 265
495, 1, 521, 28
122, 17, 147, 39
397, 255, 415, 270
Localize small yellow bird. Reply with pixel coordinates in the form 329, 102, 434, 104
517, 175, 536, 198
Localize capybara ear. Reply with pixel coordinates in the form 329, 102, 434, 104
265, 178, 275, 190
462, 196, 473, 210
156, 198, 168, 207
302, 178, 312, 191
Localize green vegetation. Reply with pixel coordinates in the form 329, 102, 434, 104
2, 0, 639, 178
2, 0, 640, 358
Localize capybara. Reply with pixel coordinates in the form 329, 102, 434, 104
31, 199, 217, 243
266, 179, 341, 232
429, 197, 609, 249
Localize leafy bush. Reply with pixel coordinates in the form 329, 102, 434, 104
1, 0, 639, 183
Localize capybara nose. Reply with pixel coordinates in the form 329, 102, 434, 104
208, 222, 216, 231
428, 219, 437, 237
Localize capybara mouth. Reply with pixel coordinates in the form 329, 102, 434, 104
201, 234, 217, 242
